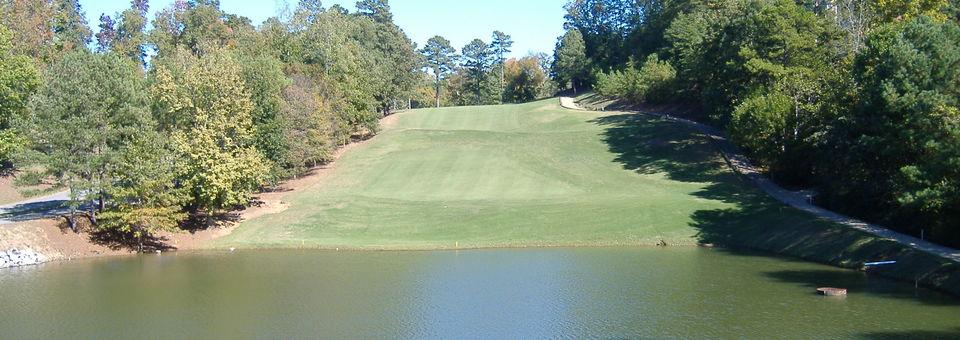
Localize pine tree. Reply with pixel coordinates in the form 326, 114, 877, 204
23, 52, 150, 230
461, 39, 494, 105
420, 36, 458, 108
552, 30, 590, 93
490, 31, 513, 104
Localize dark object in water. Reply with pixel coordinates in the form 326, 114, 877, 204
817, 287, 847, 296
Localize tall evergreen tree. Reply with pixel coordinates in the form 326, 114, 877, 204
22, 52, 150, 230
552, 29, 590, 93
52, 0, 92, 54
461, 39, 494, 105
420, 36, 458, 108
490, 31, 513, 104
96, 14, 116, 52
356, 0, 392, 23
826, 16, 960, 244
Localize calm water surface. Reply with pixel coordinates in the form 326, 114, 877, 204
1, 248, 958, 339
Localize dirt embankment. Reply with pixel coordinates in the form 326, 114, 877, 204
0, 111, 407, 263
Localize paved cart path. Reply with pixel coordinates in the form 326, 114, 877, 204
560, 97, 960, 263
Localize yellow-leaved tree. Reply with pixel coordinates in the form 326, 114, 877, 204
873, 0, 948, 23
152, 50, 268, 215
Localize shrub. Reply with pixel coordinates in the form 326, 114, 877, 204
594, 54, 676, 104
729, 91, 794, 168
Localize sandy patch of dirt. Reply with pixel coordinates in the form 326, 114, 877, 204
0, 220, 132, 261
0, 176, 27, 206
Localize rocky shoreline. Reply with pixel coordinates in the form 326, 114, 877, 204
0, 248, 48, 269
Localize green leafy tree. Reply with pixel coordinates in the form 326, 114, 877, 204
697, 0, 839, 121
420, 35, 458, 108
150, 0, 238, 57
351, 11, 419, 115
292, 0, 325, 27
99, 132, 186, 252
1, 0, 91, 62
872, 0, 947, 23
595, 54, 676, 104
22, 52, 150, 230
503, 55, 549, 103
552, 29, 591, 93
0, 0, 56, 61
826, 16, 960, 244
729, 91, 794, 168
51, 0, 92, 54
662, 1, 744, 100
562, 0, 641, 69
0, 25, 39, 166
114, 3, 150, 66
236, 53, 290, 180
152, 50, 269, 213
279, 74, 336, 174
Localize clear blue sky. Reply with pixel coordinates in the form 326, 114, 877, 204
79, 0, 567, 58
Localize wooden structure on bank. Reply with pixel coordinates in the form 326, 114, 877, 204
817, 287, 848, 296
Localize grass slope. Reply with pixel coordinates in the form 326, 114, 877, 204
216, 98, 960, 294
218, 99, 806, 249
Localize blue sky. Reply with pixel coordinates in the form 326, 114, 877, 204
79, 0, 567, 58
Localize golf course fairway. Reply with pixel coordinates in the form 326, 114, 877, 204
215, 99, 837, 249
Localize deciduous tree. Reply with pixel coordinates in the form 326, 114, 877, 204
0, 25, 39, 166
152, 51, 269, 213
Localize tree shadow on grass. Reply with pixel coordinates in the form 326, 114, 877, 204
0, 200, 96, 223
762, 268, 960, 306
591, 111, 960, 299
859, 328, 960, 339
590, 114, 732, 183
89, 228, 175, 253
688, 192, 960, 299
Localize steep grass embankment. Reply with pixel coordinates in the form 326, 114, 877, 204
217, 97, 960, 295
572, 94, 960, 296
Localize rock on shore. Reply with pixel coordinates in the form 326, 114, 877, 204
0, 248, 48, 269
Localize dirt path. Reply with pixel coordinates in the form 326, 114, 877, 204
560, 97, 960, 263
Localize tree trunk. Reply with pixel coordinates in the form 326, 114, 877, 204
64, 214, 77, 233
88, 208, 97, 226
500, 62, 505, 104
435, 75, 442, 108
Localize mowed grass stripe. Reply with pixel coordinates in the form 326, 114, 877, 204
215, 99, 827, 249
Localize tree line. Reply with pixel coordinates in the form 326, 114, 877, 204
0, 0, 455, 250
0, 0, 560, 250
418, 32, 557, 108
552, 0, 960, 247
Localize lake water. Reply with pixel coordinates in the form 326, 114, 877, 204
1, 248, 958, 339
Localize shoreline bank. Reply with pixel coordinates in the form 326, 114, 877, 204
561, 95, 960, 297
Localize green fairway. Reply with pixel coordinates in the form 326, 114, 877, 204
215, 99, 834, 249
